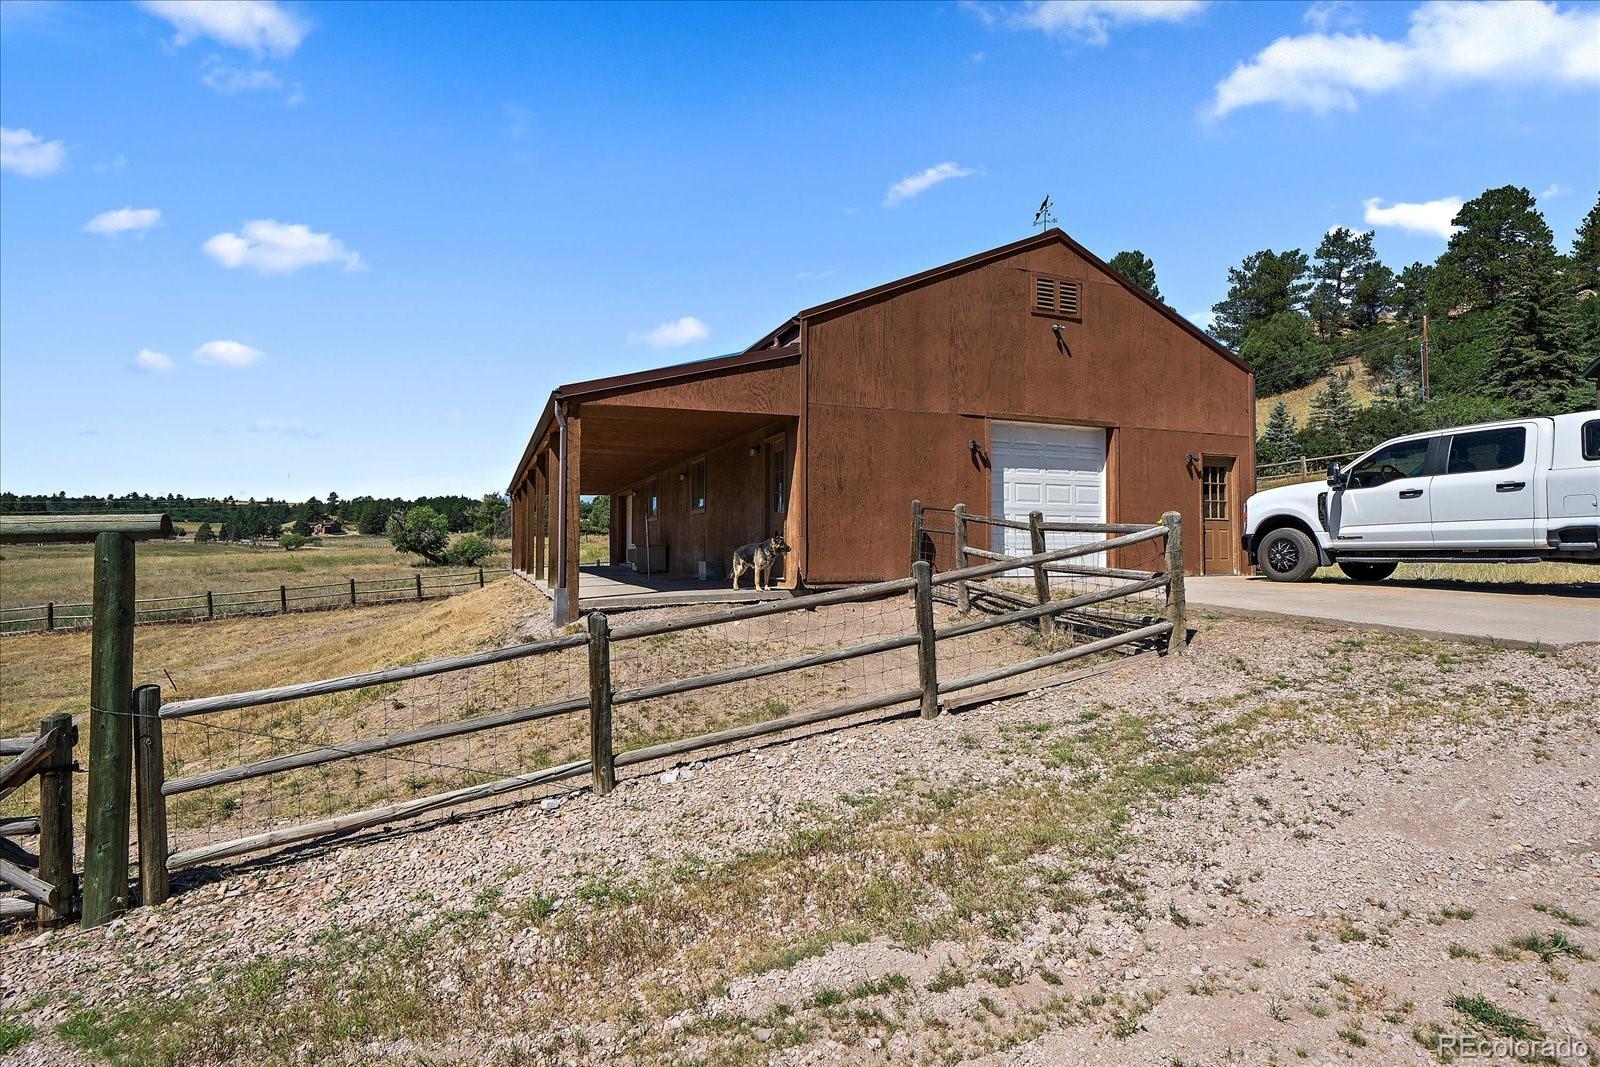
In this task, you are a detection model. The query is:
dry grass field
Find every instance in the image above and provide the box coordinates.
[0,535,513,611]
[1255,359,1376,437]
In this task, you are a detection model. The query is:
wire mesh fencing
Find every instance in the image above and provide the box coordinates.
[94,513,1185,897]
[0,567,511,635]
[153,634,591,869]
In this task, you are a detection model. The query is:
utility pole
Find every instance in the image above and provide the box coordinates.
[1420,314,1430,400]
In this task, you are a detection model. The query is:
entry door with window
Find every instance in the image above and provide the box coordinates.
[1430,424,1537,548]
[764,434,788,579]
[1201,458,1237,574]
[1329,435,1434,548]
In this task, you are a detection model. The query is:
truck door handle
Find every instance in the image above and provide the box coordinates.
[1398,489,1423,499]
[1496,481,1525,492]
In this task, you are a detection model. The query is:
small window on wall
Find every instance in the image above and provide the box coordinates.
[648,486,658,518]
[690,461,706,512]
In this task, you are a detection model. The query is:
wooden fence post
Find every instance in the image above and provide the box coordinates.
[415,574,423,601]
[1028,511,1055,641]
[478,566,485,588]
[1161,511,1187,656]
[132,685,169,907]
[909,499,924,569]
[205,590,214,620]
[349,578,357,606]
[82,531,135,927]
[279,585,288,614]
[912,560,939,719]
[36,712,75,927]
[45,602,54,632]
[587,611,615,795]
[952,505,970,613]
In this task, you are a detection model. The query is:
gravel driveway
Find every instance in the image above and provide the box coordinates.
[2,614,1596,1066]
[1187,574,1599,648]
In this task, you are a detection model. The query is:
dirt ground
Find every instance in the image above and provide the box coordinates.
[1,604,1596,1066]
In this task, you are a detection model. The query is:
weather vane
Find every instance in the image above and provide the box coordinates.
[1032,195,1055,231]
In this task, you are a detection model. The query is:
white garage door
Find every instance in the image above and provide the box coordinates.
[989,421,1106,573]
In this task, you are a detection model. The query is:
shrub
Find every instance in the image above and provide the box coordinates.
[387,506,450,565]
[194,523,216,543]
[291,518,313,537]
[279,532,311,551]
[444,533,493,568]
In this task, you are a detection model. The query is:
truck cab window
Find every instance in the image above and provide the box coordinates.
[1346,438,1430,488]
[1444,427,1525,474]
[1583,419,1599,462]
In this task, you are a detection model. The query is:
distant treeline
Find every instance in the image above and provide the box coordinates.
[0,492,509,540]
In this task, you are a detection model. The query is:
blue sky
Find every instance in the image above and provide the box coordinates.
[2,0,1597,499]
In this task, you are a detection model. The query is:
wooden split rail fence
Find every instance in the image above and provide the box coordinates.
[20,510,1187,926]
[0,567,511,636]
[0,718,78,925]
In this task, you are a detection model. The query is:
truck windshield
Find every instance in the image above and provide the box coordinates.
[1347,438,1430,488]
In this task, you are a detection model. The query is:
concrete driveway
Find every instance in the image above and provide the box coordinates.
[1185,575,1600,648]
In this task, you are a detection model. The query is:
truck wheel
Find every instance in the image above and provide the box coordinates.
[1337,561,1398,582]
[1257,528,1319,582]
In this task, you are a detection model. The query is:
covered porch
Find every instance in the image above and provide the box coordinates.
[523,564,792,612]
[508,343,804,624]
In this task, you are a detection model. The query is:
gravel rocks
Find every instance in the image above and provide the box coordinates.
[3,616,1596,1066]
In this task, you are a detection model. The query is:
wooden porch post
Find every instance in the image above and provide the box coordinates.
[530,464,543,580]
[543,448,557,587]
[561,407,583,624]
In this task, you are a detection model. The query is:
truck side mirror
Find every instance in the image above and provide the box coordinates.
[1326,461,1344,489]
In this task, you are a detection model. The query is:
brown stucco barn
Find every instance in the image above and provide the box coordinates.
[509,228,1255,622]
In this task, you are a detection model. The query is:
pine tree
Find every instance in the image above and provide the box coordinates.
[1307,370,1358,448]
[1394,261,1434,323]
[1209,249,1312,350]
[1259,400,1301,465]
[1108,250,1162,302]
[1486,245,1585,415]
[1309,228,1378,337]
[1571,192,1600,292]
[1439,185,1554,310]
[1350,262,1396,329]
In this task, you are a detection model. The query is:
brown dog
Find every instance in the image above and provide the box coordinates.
[731,535,790,591]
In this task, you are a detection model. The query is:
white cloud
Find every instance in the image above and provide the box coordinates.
[138,0,308,57]
[1362,195,1464,239]
[201,62,282,93]
[1,126,66,177]
[134,348,173,372]
[1303,0,1361,33]
[203,219,365,275]
[632,317,710,348]
[970,0,1207,45]
[83,207,162,236]
[193,340,264,367]
[884,162,977,208]
[1209,0,1600,118]
[1539,182,1568,200]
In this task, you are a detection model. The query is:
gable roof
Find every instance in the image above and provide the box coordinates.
[510,228,1253,489]
[770,227,1251,374]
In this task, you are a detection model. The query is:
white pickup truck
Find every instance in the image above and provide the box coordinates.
[1243,410,1600,582]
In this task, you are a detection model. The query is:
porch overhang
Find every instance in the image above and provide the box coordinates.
[574,405,788,495]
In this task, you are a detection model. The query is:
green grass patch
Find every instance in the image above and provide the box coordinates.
[1505,931,1591,963]
[1449,994,1540,1040]
[0,1018,37,1054]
